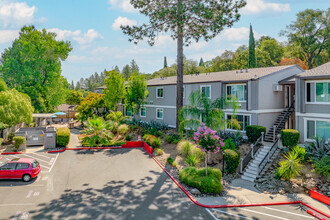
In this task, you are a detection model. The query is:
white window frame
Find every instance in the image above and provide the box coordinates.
[140,107,146,118]
[156,108,164,120]
[225,113,251,131]
[303,117,330,142]
[183,86,185,99]
[305,80,330,105]
[200,85,211,99]
[226,83,247,103]
[156,87,164,98]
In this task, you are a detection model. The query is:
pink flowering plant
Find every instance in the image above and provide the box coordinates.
[193,123,224,175]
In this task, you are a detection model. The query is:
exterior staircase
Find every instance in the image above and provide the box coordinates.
[241,145,271,182]
[264,101,295,143]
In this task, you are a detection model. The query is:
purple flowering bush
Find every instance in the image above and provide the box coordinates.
[193,123,224,154]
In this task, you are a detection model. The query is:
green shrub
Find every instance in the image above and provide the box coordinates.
[179,167,222,194]
[223,138,237,151]
[0,138,3,146]
[177,140,193,158]
[106,121,119,134]
[8,132,15,141]
[185,155,198,167]
[57,128,70,147]
[216,130,243,146]
[13,136,26,150]
[154,148,163,156]
[172,162,177,168]
[118,124,129,135]
[314,156,330,181]
[224,149,240,174]
[167,134,180,144]
[305,136,330,160]
[167,157,174,164]
[125,134,132,141]
[245,125,266,143]
[292,145,306,161]
[152,137,162,149]
[281,129,299,148]
[277,151,302,180]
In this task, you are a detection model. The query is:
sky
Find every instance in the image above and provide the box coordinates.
[0,0,328,83]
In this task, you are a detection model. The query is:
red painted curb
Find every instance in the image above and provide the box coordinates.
[307,210,328,220]
[44,141,330,218]
[0,156,3,160]
[1,152,23,155]
[310,189,330,206]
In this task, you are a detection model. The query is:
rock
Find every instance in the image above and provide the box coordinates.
[191,188,201,195]
[306,174,312,178]
[292,184,303,193]
[320,186,327,192]
[278,189,285,194]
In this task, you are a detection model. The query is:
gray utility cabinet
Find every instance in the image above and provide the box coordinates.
[15,127,57,149]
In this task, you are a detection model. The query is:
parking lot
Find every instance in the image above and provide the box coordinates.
[0,148,325,219]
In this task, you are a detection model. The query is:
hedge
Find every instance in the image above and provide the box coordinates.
[13,136,26,151]
[179,167,222,194]
[57,128,70,147]
[224,149,240,174]
[0,138,3,146]
[245,125,266,143]
[281,129,299,148]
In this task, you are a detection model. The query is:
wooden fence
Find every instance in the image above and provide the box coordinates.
[0,122,26,141]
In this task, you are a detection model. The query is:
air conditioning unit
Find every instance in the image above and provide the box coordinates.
[273,84,283,92]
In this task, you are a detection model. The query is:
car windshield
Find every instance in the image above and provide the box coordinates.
[32,160,39,168]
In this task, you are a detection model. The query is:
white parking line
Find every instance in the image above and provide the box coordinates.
[21,154,50,164]
[212,209,254,220]
[32,153,51,159]
[205,208,219,220]
[48,153,59,173]
[263,207,314,219]
[240,208,290,220]
[0,203,35,207]
[40,164,51,170]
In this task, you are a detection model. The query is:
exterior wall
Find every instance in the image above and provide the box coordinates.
[296,114,330,143]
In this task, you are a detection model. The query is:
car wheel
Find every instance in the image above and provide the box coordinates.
[22,174,31,182]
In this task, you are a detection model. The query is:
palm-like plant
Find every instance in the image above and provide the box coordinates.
[106,111,130,124]
[179,90,239,135]
[83,116,113,147]
[278,151,302,180]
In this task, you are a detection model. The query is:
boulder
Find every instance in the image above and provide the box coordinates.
[191,188,201,195]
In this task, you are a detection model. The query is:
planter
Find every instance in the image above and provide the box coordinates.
[310,189,330,206]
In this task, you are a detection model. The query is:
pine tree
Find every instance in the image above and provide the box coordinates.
[122,64,132,79]
[114,65,120,73]
[248,24,256,68]
[164,56,168,68]
[130,59,139,73]
[199,57,204,66]
[71,80,75,90]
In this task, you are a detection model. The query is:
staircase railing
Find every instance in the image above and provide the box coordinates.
[258,135,280,175]
[240,132,264,174]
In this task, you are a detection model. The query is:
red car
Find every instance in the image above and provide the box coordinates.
[0,158,41,182]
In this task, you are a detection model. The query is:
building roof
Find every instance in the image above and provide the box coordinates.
[57,104,76,112]
[297,62,330,79]
[33,113,55,118]
[95,86,106,90]
[147,65,297,86]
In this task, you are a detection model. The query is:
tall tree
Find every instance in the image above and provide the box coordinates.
[121,0,246,129]
[248,24,256,68]
[257,37,284,64]
[0,78,7,92]
[0,25,72,112]
[130,59,140,73]
[114,65,120,73]
[122,64,132,79]
[281,9,329,69]
[104,70,126,111]
[164,56,168,68]
[66,90,83,105]
[125,73,149,119]
[199,57,204,66]
[70,80,75,90]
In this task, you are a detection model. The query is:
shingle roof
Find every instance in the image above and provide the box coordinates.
[297,62,330,78]
[147,65,297,86]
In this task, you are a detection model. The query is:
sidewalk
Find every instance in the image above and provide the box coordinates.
[67,129,82,148]
[197,178,329,214]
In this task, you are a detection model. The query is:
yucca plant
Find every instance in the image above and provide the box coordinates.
[292,145,306,161]
[305,136,330,160]
[277,152,302,180]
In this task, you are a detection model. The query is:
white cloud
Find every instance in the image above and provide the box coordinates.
[0,2,37,27]
[241,0,290,15]
[216,27,262,42]
[112,16,137,30]
[47,28,81,41]
[0,30,19,44]
[187,41,208,51]
[109,0,137,13]
[73,29,103,44]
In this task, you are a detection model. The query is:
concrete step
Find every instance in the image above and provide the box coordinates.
[245,169,258,176]
[243,172,257,179]
[241,175,255,182]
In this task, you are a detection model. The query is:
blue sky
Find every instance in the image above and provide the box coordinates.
[0,0,328,83]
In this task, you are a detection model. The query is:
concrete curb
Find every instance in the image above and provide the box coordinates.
[1,152,23,155]
[42,141,329,218]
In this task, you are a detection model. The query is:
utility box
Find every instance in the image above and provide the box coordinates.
[15,127,57,149]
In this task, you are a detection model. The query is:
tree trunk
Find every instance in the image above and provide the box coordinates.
[176,33,184,131]
[205,153,208,176]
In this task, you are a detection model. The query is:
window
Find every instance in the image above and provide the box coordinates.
[125,108,132,117]
[0,163,16,170]
[306,119,330,142]
[306,81,330,103]
[32,160,39,169]
[226,84,247,101]
[156,108,164,120]
[226,114,250,131]
[140,107,146,117]
[16,163,29,170]
[306,83,311,102]
[183,86,185,98]
[156,87,164,98]
[200,85,211,99]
